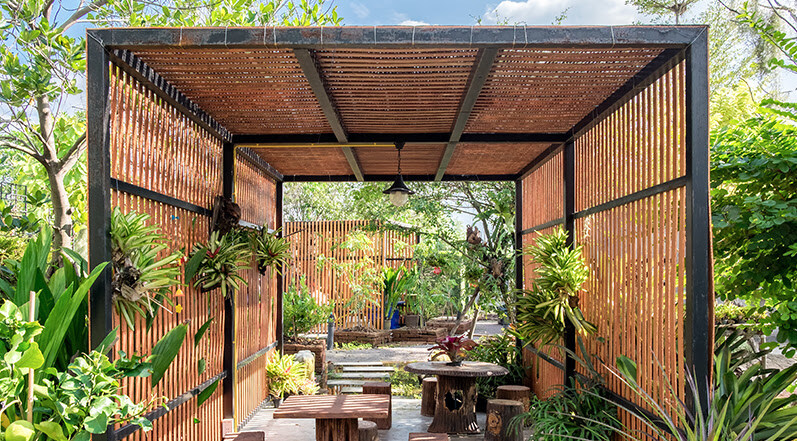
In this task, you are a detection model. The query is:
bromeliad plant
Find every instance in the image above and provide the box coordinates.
[513,228,596,346]
[265,353,309,401]
[251,227,291,275]
[110,208,183,330]
[186,230,249,299]
[429,335,478,365]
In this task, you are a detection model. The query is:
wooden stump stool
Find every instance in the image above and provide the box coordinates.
[358,420,378,441]
[408,433,449,440]
[363,382,391,430]
[421,377,437,417]
[485,399,524,441]
[496,385,531,412]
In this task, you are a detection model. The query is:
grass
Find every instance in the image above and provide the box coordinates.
[386,362,422,398]
[333,342,372,350]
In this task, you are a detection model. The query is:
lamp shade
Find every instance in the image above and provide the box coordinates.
[383,174,415,207]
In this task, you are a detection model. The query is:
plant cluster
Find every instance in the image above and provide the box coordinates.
[186,230,250,299]
[284,276,332,341]
[382,266,413,320]
[466,332,525,399]
[110,208,183,330]
[428,335,478,363]
[251,227,291,275]
[387,363,422,399]
[514,228,596,346]
[714,302,766,329]
[265,353,311,400]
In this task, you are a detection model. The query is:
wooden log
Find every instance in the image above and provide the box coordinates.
[408,433,449,441]
[315,418,358,441]
[363,382,392,429]
[485,399,524,441]
[496,385,531,412]
[358,420,378,441]
[421,377,437,417]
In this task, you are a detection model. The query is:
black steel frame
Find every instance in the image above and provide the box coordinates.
[85,25,711,436]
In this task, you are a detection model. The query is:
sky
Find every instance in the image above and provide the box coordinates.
[331,0,647,26]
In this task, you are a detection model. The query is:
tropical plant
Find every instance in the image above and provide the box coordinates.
[265,353,308,400]
[466,332,525,399]
[514,228,596,346]
[428,335,478,363]
[284,276,332,341]
[251,227,291,275]
[382,266,412,319]
[605,327,797,441]
[110,208,183,330]
[186,230,249,299]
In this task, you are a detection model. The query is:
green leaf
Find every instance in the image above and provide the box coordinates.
[17,341,43,369]
[185,247,208,281]
[616,355,638,385]
[198,357,206,375]
[83,412,108,434]
[150,323,188,387]
[196,378,219,407]
[35,421,68,441]
[194,317,214,347]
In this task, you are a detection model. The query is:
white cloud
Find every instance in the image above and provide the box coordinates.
[350,2,370,19]
[483,0,640,25]
[399,19,431,26]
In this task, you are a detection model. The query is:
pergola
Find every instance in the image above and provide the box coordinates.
[85,26,711,440]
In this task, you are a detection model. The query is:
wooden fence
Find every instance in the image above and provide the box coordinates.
[284,220,417,330]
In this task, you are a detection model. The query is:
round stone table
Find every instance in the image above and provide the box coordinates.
[405,361,509,434]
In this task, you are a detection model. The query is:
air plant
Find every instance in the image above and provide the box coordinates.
[185,230,249,299]
[110,208,183,330]
[251,227,291,275]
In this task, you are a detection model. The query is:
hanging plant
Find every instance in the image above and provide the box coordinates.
[109,208,183,330]
[185,230,249,299]
[251,227,290,275]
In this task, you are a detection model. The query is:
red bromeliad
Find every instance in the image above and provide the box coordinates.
[428,335,478,363]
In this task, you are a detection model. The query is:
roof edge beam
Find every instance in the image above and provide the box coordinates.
[436,48,499,181]
[282,174,518,182]
[107,49,232,142]
[232,133,568,145]
[293,48,364,181]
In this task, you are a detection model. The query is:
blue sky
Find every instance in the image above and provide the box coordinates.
[332,0,646,26]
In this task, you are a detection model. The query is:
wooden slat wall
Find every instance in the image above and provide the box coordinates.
[233,154,278,426]
[519,61,689,428]
[573,61,687,431]
[283,221,416,331]
[108,64,225,440]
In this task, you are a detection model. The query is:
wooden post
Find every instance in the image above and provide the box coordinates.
[485,399,524,441]
[421,377,437,417]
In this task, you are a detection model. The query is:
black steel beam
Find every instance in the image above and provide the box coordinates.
[236,147,284,182]
[573,176,687,220]
[567,48,684,140]
[276,181,284,355]
[115,371,227,439]
[281,174,517,182]
[520,217,565,235]
[562,140,576,386]
[90,26,706,50]
[110,179,213,217]
[233,132,568,145]
[684,29,712,415]
[236,341,278,370]
[436,48,499,180]
[514,179,524,319]
[294,48,363,181]
[107,49,231,142]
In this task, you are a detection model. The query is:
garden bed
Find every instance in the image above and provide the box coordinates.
[391,326,447,344]
[335,329,392,347]
[283,338,327,377]
[425,316,474,335]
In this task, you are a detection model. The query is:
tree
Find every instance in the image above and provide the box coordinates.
[626,0,700,24]
[0,0,340,265]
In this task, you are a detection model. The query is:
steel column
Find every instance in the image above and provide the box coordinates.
[276,181,284,354]
[221,142,235,420]
[562,140,576,385]
[86,33,115,441]
[684,29,712,414]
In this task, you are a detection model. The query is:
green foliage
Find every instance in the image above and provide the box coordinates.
[382,266,413,319]
[466,332,525,399]
[149,323,188,387]
[110,208,183,330]
[711,114,797,354]
[514,228,596,346]
[714,302,766,329]
[265,353,308,399]
[609,328,797,441]
[187,230,249,299]
[333,341,371,351]
[251,227,291,275]
[387,363,422,399]
[284,277,332,340]
[625,0,698,24]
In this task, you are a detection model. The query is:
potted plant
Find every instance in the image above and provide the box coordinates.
[429,335,478,366]
[383,266,412,329]
[404,293,422,328]
[265,354,308,407]
[251,227,291,275]
[185,230,250,299]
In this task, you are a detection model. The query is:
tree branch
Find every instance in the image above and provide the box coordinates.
[58,131,87,172]
[57,0,108,31]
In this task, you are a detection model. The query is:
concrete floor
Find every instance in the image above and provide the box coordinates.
[241,397,531,440]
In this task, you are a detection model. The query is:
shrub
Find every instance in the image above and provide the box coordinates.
[466,332,525,399]
[265,354,310,399]
[284,276,332,340]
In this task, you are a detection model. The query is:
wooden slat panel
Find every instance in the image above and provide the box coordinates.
[248,146,352,177]
[521,151,563,230]
[283,221,417,331]
[354,144,445,175]
[447,142,553,175]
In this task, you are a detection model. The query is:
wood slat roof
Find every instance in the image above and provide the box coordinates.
[94,25,701,181]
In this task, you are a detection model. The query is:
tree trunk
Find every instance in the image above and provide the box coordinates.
[47,167,73,253]
[449,287,480,336]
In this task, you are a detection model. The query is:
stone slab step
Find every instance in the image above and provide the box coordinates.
[340,386,363,394]
[328,372,390,379]
[340,366,395,372]
[327,379,366,386]
[332,361,383,367]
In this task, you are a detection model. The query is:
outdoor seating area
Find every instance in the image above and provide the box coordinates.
[81,25,712,441]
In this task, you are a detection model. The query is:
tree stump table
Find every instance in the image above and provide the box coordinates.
[273,395,389,441]
[405,361,508,434]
